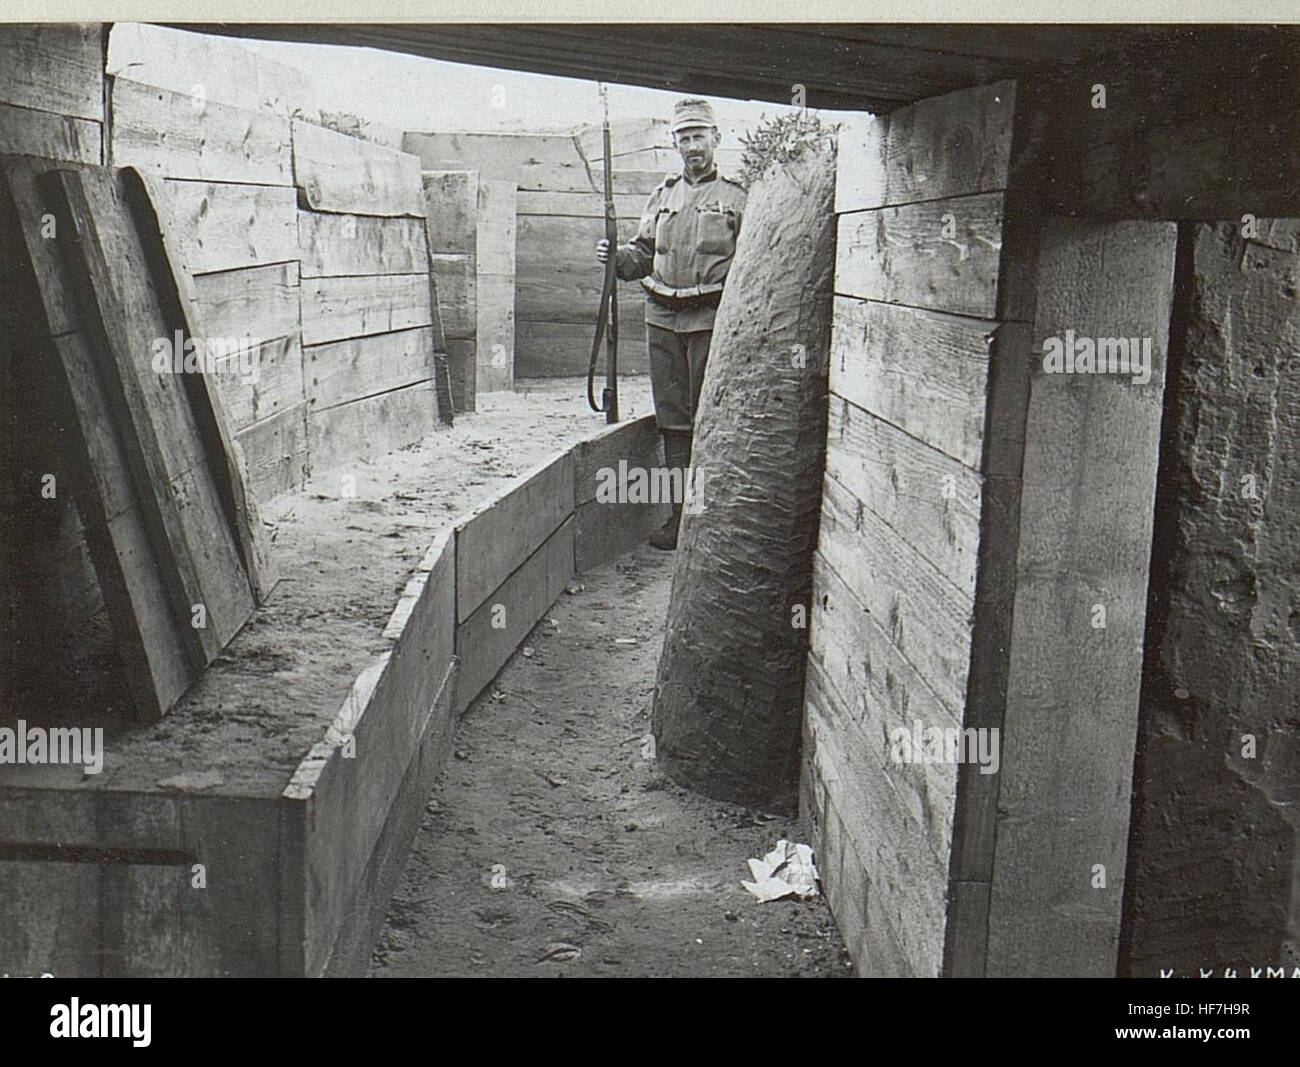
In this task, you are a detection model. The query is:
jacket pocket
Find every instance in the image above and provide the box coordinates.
[696,207,736,255]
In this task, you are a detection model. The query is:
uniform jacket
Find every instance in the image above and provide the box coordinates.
[615,168,748,332]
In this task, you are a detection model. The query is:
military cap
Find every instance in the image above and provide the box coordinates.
[671,98,717,133]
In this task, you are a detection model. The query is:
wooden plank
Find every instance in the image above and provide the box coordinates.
[427,254,476,340]
[803,657,950,976]
[107,21,314,119]
[47,169,255,652]
[834,111,887,214]
[516,275,648,327]
[0,101,101,164]
[421,170,478,253]
[836,192,1005,318]
[0,24,103,121]
[0,861,101,976]
[455,516,575,712]
[516,189,646,218]
[191,262,301,345]
[111,79,292,186]
[235,403,308,501]
[825,397,982,600]
[515,317,649,379]
[984,218,1176,978]
[211,333,305,430]
[292,119,424,217]
[475,178,517,276]
[574,496,668,573]
[515,162,665,195]
[131,169,282,602]
[301,274,431,346]
[288,531,455,975]
[305,380,436,473]
[298,212,428,277]
[455,450,575,623]
[517,213,639,271]
[305,326,434,411]
[884,80,1015,205]
[572,414,662,507]
[160,180,299,275]
[829,296,996,471]
[405,130,579,174]
[445,339,475,413]
[475,273,514,394]
[818,470,973,720]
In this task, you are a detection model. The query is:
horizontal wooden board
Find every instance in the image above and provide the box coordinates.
[298,211,428,277]
[234,402,308,502]
[517,213,641,271]
[207,333,305,432]
[515,162,665,195]
[574,496,668,572]
[0,24,103,121]
[405,129,580,173]
[108,22,314,119]
[292,119,424,217]
[571,414,663,507]
[158,180,298,275]
[818,470,974,720]
[305,326,434,410]
[305,380,436,473]
[191,261,300,345]
[0,101,101,164]
[515,317,649,379]
[455,516,575,712]
[803,656,950,976]
[421,170,478,254]
[517,189,648,218]
[455,450,575,623]
[885,80,1015,205]
[111,79,292,186]
[427,254,476,340]
[300,274,431,346]
[836,192,1005,318]
[825,396,982,600]
[829,296,996,470]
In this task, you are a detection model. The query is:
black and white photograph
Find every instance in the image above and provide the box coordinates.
[0,4,1296,1032]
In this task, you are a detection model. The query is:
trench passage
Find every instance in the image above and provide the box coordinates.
[371,544,850,977]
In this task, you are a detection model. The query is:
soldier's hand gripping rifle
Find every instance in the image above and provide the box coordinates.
[587,83,619,424]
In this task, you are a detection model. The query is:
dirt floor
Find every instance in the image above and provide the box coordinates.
[370,543,852,978]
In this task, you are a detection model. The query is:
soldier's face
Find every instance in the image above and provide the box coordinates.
[674,126,719,176]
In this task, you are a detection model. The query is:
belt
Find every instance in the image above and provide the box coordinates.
[641,278,724,310]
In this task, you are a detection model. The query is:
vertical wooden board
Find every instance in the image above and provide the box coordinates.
[834,110,887,214]
[475,272,515,393]
[108,22,314,119]
[0,861,101,976]
[986,218,1177,978]
[829,296,994,470]
[305,381,436,474]
[835,192,1005,317]
[428,254,476,340]
[818,471,973,719]
[191,261,300,345]
[0,102,101,164]
[455,451,575,623]
[454,517,575,712]
[111,79,292,185]
[825,397,982,599]
[298,212,428,277]
[235,402,308,501]
[305,326,433,411]
[0,23,104,120]
[476,178,517,276]
[300,274,432,346]
[161,181,299,275]
[884,81,1015,205]
[422,169,478,253]
[292,119,424,217]
[210,333,305,431]
[445,339,476,413]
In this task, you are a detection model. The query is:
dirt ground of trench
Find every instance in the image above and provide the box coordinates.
[371,549,852,978]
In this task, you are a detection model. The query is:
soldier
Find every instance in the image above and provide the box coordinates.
[596,97,747,549]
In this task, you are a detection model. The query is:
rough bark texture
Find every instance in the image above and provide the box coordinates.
[651,139,836,813]
[1121,220,1300,976]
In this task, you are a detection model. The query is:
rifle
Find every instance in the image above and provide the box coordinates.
[586,83,619,423]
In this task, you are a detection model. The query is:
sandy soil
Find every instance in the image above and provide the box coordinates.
[371,543,852,978]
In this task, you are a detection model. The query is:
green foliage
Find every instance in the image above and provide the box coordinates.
[736,111,841,188]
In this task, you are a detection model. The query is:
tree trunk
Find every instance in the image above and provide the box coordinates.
[651,137,836,813]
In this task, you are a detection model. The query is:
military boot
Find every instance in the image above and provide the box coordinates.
[649,431,691,550]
